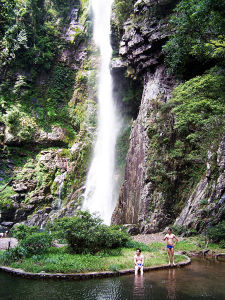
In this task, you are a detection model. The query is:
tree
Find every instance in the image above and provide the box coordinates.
[163,0,225,74]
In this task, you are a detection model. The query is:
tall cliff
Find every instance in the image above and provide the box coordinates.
[0,0,97,229]
[0,0,224,234]
[112,0,225,233]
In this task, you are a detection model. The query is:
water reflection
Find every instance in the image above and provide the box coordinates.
[134,274,145,297]
[166,269,176,300]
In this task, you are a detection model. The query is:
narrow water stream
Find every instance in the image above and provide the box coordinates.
[83,0,119,224]
[1,259,224,300]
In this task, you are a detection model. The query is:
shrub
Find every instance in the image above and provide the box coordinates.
[207,221,225,243]
[124,240,152,252]
[0,246,27,264]
[20,232,53,256]
[219,240,225,249]
[170,225,186,236]
[11,224,40,241]
[51,211,130,254]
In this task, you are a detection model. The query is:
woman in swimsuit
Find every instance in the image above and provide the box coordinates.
[163,228,178,266]
[134,248,144,275]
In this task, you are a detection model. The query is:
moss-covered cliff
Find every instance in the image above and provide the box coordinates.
[0,0,97,229]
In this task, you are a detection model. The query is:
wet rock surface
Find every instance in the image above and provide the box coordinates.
[112,66,177,232]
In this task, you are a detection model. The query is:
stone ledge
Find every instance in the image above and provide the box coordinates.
[0,256,191,281]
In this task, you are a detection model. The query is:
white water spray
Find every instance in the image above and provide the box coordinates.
[83,0,119,224]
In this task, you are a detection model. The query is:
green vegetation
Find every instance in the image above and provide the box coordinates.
[11,224,40,240]
[113,0,133,29]
[0,217,188,274]
[0,0,77,71]
[163,0,225,75]
[147,235,225,252]
[50,211,130,254]
[146,66,225,219]
[0,246,186,273]
[207,221,225,248]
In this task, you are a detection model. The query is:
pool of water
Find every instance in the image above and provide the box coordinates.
[0,258,224,300]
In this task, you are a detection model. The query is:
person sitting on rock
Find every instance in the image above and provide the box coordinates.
[163,228,178,266]
[134,248,144,275]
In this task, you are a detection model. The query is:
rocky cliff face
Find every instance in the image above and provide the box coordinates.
[175,133,225,231]
[112,0,225,233]
[112,66,177,232]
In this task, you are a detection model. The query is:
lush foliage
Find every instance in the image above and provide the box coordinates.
[20,232,53,255]
[1,225,53,263]
[170,68,225,143]
[0,246,186,273]
[51,211,130,253]
[164,0,225,74]
[147,67,225,218]
[0,0,76,71]
[207,221,225,247]
[113,0,134,29]
[11,224,40,240]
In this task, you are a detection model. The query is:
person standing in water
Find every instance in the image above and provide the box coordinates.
[163,228,178,266]
[134,249,144,275]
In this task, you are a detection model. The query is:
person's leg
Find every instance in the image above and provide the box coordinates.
[140,266,143,275]
[135,265,138,275]
[167,248,171,265]
[172,247,175,265]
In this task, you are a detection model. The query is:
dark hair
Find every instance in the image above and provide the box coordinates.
[168,228,172,231]
[136,248,141,252]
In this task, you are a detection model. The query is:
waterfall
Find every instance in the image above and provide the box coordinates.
[83,0,119,225]
[57,172,67,209]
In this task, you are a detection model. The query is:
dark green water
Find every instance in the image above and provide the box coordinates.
[0,258,225,300]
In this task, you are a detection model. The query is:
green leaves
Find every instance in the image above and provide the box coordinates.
[113,0,133,29]
[170,68,225,138]
[163,0,225,74]
[51,211,130,254]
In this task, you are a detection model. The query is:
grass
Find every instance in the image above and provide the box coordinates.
[0,246,186,274]
[149,236,225,253]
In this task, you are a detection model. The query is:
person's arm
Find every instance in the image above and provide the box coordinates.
[142,255,144,266]
[173,235,178,245]
[163,234,167,241]
[134,255,137,265]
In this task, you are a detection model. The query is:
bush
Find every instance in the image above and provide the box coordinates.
[11,224,40,241]
[170,225,186,236]
[124,240,152,252]
[207,221,225,243]
[219,240,225,249]
[51,211,130,254]
[0,246,27,264]
[20,232,53,256]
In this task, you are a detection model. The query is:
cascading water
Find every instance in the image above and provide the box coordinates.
[57,172,67,209]
[83,0,119,225]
